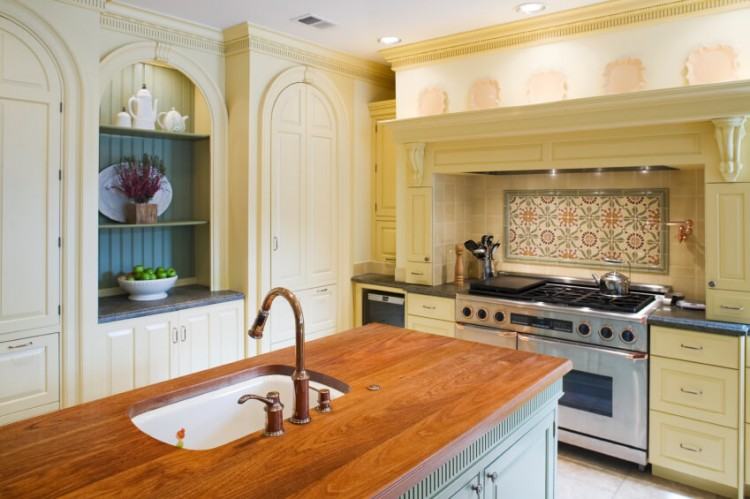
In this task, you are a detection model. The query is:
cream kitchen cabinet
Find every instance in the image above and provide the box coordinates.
[0,332,59,425]
[406,293,455,338]
[269,285,337,350]
[706,183,750,322]
[83,300,243,402]
[406,187,434,285]
[369,100,397,266]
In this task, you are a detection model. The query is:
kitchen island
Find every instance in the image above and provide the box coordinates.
[0,324,570,498]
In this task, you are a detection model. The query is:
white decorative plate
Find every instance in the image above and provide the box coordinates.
[468,79,501,110]
[685,45,739,85]
[527,71,567,104]
[98,163,173,223]
[418,87,447,116]
[603,57,646,94]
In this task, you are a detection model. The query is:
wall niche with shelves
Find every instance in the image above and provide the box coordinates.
[98,62,212,294]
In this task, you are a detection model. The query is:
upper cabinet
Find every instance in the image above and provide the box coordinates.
[369,101,397,265]
[705,182,750,322]
[0,18,61,335]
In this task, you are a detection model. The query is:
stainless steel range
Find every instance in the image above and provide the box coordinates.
[455,273,668,467]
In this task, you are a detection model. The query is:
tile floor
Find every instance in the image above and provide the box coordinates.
[557,444,720,499]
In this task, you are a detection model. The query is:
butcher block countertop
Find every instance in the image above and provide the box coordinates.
[0,324,570,498]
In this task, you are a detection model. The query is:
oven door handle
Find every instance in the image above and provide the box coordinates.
[517,334,648,360]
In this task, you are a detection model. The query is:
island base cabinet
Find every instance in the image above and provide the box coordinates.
[402,383,561,499]
[85,300,243,402]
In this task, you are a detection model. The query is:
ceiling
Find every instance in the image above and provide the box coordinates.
[119,0,608,62]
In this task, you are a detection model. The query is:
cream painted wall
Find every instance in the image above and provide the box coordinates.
[434,169,706,300]
[396,8,750,118]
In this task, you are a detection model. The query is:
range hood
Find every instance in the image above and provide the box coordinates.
[469,165,677,176]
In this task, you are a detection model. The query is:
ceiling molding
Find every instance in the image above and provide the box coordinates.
[225,24,395,87]
[381,0,750,70]
[56,0,106,10]
[368,99,396,119]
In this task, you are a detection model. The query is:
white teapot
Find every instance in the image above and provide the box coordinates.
[128,84,158,130]
[157,107,189,133]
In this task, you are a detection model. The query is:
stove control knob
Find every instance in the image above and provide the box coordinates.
[494,311,505,323]
[461,306,473,318]
[599,326,614,340]
[577,323,591,336]
[621,329,636,343]
[477,308,488,320]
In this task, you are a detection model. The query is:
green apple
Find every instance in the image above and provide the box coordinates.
[134,271,144,280]
[156,272,167,279]
[167,269,177,278]
[156,266,165,274]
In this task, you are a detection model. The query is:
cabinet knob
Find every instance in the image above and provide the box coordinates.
[708,280,716,288]
[423,256,430,262]
[486,471,498,483]
[470,483,483,496]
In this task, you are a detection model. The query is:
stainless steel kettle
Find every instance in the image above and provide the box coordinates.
[592,258,631,297]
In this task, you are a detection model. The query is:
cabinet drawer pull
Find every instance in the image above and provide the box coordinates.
[679,442,702,453]
[680,387,703,396]
[172,328,179,344]
[317,288,328,293]
[680,343,703,351]
[180,326,187,342]
[7,341,33,350]
[422,305,436,310]
[720,304,744,311]
[410,272,424,276]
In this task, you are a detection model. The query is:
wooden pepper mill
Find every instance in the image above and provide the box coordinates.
[455,244,465,287]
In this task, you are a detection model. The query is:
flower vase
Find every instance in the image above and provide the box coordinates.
[126,203,157,224]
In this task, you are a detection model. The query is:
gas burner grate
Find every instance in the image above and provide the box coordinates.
[470,283,656,313]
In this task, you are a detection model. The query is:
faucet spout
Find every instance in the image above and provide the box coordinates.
[249,287,311,425]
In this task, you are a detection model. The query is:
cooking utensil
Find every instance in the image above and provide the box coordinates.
[464,240,480,252]
[592,258,631,297]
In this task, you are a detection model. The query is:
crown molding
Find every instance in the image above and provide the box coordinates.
[225,23,395,87]
[55,0,106,10]
[99,1,225,56]
[368,99,396,119]
[381,0,750,70]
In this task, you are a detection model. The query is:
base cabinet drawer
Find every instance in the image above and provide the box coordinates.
[650,326,740,369]
[405,262,433,285]
[408,294,455,322]
[407,315,455,338]
[706,289,750,323]
[649,411,738,487]
[0,333,59,423]
[651,357,739,428]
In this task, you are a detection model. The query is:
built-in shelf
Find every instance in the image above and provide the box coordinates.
[99,125,210,142]
[99,220,209,230]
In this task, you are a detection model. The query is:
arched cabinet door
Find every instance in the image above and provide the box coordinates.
[0,18,61,334]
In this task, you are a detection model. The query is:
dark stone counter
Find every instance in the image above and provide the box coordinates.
[648,306,749,336]
[99,285,244,324]
[351,273,469,299]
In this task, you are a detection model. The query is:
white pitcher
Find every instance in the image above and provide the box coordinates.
[128,84,159,130]
[157,107,189,133]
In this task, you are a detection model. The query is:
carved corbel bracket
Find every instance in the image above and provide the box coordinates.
[154,42,173,63]
[713,117,747,182]
[406,142,426,186]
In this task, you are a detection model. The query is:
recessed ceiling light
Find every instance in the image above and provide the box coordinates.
[516,2,546,14]
[378,36,402,46]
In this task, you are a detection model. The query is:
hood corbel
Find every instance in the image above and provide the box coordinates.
[406,142,426,186]
[713,116,747,182]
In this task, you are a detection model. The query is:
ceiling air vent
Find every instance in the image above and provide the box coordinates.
[292,14,335,29]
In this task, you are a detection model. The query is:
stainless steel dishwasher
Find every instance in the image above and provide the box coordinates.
[362,289,405,328]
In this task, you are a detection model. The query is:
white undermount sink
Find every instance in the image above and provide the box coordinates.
[131,374,345,450]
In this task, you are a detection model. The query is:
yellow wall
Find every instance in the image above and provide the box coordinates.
[434,168,706,300]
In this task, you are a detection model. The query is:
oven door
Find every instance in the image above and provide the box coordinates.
[518,334,648,450]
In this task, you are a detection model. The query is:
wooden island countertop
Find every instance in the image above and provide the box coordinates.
[0,324,570,498]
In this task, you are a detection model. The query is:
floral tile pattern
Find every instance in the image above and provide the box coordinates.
[504,189,668,272]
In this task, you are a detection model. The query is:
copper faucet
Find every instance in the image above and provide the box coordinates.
[249,288,311,425]
[237,391,284,437]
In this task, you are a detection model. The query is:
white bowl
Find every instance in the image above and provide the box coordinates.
[118,275,178,301]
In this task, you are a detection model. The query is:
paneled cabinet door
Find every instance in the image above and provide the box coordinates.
[134,314,178,388]
[0,333,59,420]
[176,307,211,377]
[208,301,244,366]
[0,18,61,335]
[374,121,397,219]
[406,187,433,263]
[374,219,396,264]
[705,183,750,292]
[448,473,482,499]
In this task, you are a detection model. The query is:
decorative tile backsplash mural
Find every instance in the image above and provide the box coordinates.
[504,189,668,272]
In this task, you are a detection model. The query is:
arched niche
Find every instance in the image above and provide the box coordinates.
[98,42,228,291]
